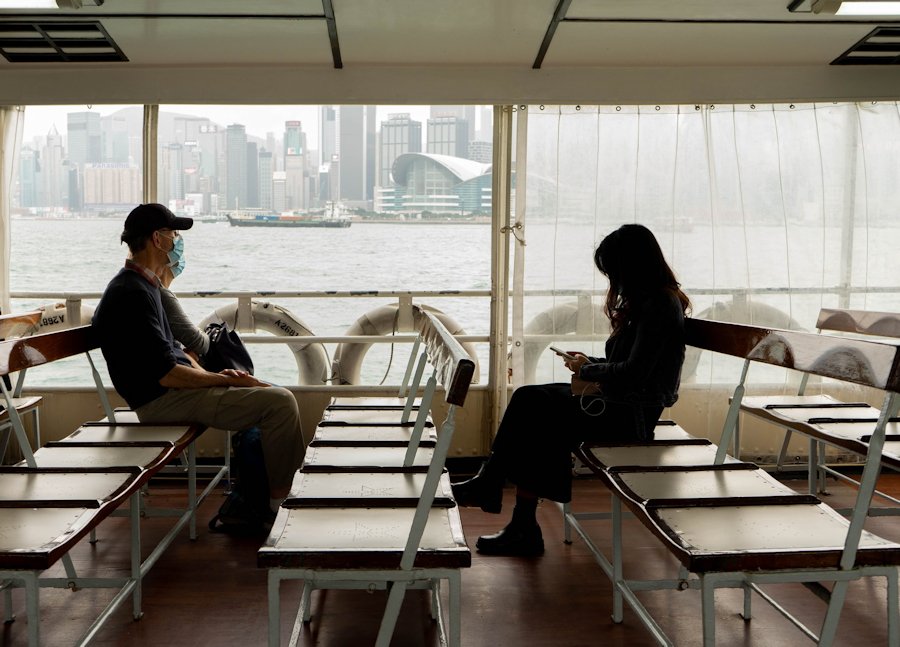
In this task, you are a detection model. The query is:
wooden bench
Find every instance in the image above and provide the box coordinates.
[0,325,214,647]
[259,310,475,647]
[563,318,900,646]
[737,307,900,505]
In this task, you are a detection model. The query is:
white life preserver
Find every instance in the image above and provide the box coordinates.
[331,304,480,385]
[520,300,608,384]
[200,301,330,385]
[35,302,96,333]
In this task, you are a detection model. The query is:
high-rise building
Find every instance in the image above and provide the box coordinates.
[283,121,307,210]
[338,105,375,206]
[319,106,337,166]
[246,142,259,208]
[377,113,421,188]
[259,150,274,211]
[101,115,130,164]
[40,125,66,208]
[67,111,102,166]
[18,147,40,208]
[225,124,248,210]
[160,143,184,204]
[478,106,493,141]
[431,105,476,141]
[83,163,141,208]
[427,116,469,158]
[272,171,286,213]
[468,140,493,164]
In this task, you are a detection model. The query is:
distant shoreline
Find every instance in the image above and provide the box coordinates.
[354,218,490,225]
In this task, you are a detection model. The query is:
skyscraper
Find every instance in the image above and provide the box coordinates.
[431,105,476,141]
[319,106,337,166]
[427,116,469,158]
[40,125,65,208]
[259,150,274,211]
[246,142,259,208]
[160,143,184,205]
[225,124,247,210]
[377,113,421,188]
[18,147,39,208]
[283,121,307,211]
[338,105,375,206]
[67,111,102,166]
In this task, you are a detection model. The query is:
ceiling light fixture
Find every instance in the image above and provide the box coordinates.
[812,0,900,14]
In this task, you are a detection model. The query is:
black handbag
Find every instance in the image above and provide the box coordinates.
[202,322,254,375]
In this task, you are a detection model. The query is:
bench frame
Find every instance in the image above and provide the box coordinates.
[0,326,223,646]
[261,310,475,647]
[561,318,900,646]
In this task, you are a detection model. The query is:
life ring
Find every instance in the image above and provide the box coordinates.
[200,301,330,385]
[331,304,480,385]
[520,301,609,384]
[35,302,96,333]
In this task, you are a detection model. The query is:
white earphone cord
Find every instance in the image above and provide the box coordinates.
[579,384,606,417]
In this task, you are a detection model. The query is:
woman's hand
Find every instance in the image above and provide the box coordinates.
[563,352,589,374]
[571,376,602,396]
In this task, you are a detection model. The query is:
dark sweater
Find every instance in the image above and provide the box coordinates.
[92,267,192,409]
[579,290,685,407]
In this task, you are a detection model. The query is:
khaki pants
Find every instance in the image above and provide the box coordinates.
[135,385,305,491]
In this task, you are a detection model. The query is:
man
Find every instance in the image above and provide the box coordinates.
[92,203,305,510]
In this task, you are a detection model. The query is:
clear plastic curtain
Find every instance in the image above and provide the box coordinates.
[0,106,24,313]
[514,102,900,391]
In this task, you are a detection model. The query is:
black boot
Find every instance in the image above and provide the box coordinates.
[476,521,544,557]
[451,460,504,513]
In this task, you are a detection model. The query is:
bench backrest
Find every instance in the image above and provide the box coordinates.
[684,318,900,394]
[0,311,41,340]
[0,325,98,377]
[417,310,476,406]
[816,308,900,339]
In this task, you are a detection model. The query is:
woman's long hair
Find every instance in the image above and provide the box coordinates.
[594,224,691,335]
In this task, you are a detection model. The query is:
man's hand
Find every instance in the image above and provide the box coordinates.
[220,369,268,387]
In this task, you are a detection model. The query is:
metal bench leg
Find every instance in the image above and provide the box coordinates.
[188,442,198,540]
[375,581,408,647]
[562,501,573,544]
[3,582,12,623]
[611,496,624,623]
[300,582,312,623]
[818,440,829,494]
[131,491,143,620]
[776,429,793,471]
[742,580,752,620]
[819,580,849,647]
[24,572,39,647]
[808,438,818,495]
[888,568,899,647]
[268,570,282,647]
[31,408,40,451]
[701,574,716,647]
[448,571,462,647]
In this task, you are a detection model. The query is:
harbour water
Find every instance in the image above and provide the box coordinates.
[10,217,900,387]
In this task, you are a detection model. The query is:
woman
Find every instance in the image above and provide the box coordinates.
[453,224,691,557]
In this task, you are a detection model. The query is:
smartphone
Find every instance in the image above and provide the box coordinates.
[549,346,576,361]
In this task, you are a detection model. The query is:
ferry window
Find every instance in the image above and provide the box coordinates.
[147,104,494,385]
[517,103,900,388]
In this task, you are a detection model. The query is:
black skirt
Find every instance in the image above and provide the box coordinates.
[490,383,662,503]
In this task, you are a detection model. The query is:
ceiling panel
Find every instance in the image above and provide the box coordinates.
[102,18,333,65]
[545,22,876,66]
[334,0,556,65]
[567,0,821,21]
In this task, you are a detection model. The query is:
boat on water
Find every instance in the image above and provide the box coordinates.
[225,212,351,228]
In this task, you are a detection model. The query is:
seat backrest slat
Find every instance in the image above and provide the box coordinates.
[416,310,475,407]
[0,325,98,376]
[816,308,900,339]
[685,318,900,393]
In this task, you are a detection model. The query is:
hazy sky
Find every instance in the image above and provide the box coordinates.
[21,104,484,142]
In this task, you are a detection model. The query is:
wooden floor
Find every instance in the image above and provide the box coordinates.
[3,471,900,646]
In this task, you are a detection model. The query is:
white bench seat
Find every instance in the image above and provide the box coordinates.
[310,424,437,446]
[328,396,422,410]
[0,468,139,504]
[301,445,434,472]
[583,441,739,471]
[27,445,175,470]
[284,471,455,508]
[258,506,470,570]
[652,502,900,573]
[0,507,102,570]
[60,423,197,445]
